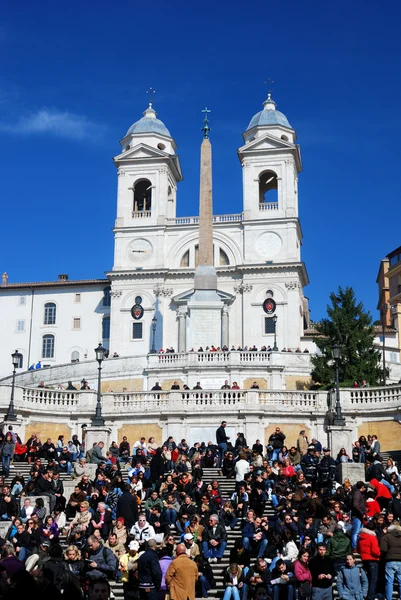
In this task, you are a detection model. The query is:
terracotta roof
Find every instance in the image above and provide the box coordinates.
[0,279,109,290]
[304,324,397,336]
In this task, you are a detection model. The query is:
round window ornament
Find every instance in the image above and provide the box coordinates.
[263,298,276,315]
[131,304,144,320]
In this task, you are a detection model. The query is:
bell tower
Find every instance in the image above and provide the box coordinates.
[238,93,302,222]
[112,100,183,271]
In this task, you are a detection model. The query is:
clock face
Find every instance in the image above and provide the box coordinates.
[127,238,153,263]
[255,232,282,258]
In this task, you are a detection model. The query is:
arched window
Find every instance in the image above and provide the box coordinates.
[42,334,55,358]
[102,287,111,307]
[219,248,229,266]
[17,354,23,369]
[44,302,56,325]
[180,250,189,268]
[133,179,152,212]
[259,170,278,205]
[102,316,110,340]
[71,351,80,363]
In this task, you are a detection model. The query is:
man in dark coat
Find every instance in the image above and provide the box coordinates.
[149,448,166,484]
[216,421,229,467]
[138,538,162,600]
[116,485,139,531]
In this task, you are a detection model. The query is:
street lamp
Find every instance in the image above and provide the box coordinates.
[150,316,157,354]
[92,343,106,426]
[272,314,278,351]
[5,350,22,421]
[331,343,345,426]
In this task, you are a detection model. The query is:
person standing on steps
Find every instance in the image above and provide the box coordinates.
[216,421,230,468]
[165,542,198,600]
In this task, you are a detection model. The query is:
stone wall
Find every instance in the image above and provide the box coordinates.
[101,378,144,393]
[244,377,268,390]
[285,375,312,390]
[357,420,401,452]
[25,422,72,442]
[117,423,163,445]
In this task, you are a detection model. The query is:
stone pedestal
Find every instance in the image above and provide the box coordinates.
[85,426,112,451]
[338,462,366,484]
[188,287,223,350]
[1,418,24,440]
[327,425,354,459]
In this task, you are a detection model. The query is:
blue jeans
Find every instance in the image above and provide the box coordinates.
[242,537,267,558]
[223,586,241,600]
[271,449,280,462]
[218,443,227,467]
[351,516,362,549]
[59,461,72,475]
[2,455,11,477]
[202,540,227,559]
[164,508,177,525]
[363,560,379,600]
[385,561,401,600]
[18,547,30,562]
[198,575,211,597]
[11,483,23,496]
[311,588,332,600]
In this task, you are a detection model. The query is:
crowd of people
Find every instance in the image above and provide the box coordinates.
[159,346,310,354]
[0,424,399,600]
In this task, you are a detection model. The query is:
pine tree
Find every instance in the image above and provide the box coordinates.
[311,286,383,387]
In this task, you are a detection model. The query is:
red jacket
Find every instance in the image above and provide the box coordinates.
[370,478,392,500]
[357,528,381,561]
[365,498,381,518]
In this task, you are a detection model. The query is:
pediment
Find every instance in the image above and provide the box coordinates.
[172,288,235,305]
[114,143,168,162]
[238,133,294,154]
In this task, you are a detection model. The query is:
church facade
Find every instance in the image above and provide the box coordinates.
[0,93,313,385]
[109,94,310,357]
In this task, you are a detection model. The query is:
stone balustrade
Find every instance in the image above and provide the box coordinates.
[259,203,279,211]
[148,350,272,369]
[166,213,243,226]
[0,384,400,420]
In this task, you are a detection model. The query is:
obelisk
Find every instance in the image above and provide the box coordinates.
[188,108,223,349]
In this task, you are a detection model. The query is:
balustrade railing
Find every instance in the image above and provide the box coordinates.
[21,387,79,406]
[259,203,279,211]
[132,210,151,218]
[167,214,242,226]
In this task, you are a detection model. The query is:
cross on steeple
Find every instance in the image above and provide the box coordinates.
[201,107,211,139]
[265,78,275,94]
[146,87,156,106]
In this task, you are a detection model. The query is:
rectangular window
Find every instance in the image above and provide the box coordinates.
[42,335,55,358]
[16,320,25,332]
[264,317,276,334]
[74,293,81,303]
[132,322,143,340]
[73,318,81,330]
[44,303,56,325]
[19,296,26,306]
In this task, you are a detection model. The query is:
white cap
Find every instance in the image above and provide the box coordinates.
[129,540,139,551]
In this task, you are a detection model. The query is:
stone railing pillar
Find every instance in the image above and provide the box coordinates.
[177,309,187,353]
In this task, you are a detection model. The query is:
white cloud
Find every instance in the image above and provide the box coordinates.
[0,108,103,141]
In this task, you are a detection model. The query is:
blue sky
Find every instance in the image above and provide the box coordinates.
[1,0,400,321]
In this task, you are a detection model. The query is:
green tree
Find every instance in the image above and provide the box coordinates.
[311,286,383,387]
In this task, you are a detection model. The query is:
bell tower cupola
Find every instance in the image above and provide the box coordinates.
[238,92,302,220]
[113,97,183,230]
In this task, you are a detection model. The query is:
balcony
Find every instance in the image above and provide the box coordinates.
[259,203,279,211]
[132,210,151,218]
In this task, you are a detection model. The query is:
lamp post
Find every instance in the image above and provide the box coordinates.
[381,303,388,386]
[92,343,106,426]
[150,316,157,354]
[5,350,22,421]
[272,314,278,351]
[331,343,345,426]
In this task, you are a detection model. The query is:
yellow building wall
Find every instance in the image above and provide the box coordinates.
[101,379,144,393]
[357,420,401,452]
[117,423,163,445]
[244,378,268,390]
[285,376,312,391]
[161,379,184,390]
[25,423,72,443]
[264,424,311,449]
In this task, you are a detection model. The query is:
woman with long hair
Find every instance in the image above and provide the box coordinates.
[293,549,312,600]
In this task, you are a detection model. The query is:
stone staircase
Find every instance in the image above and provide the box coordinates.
[3,461,400,599]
